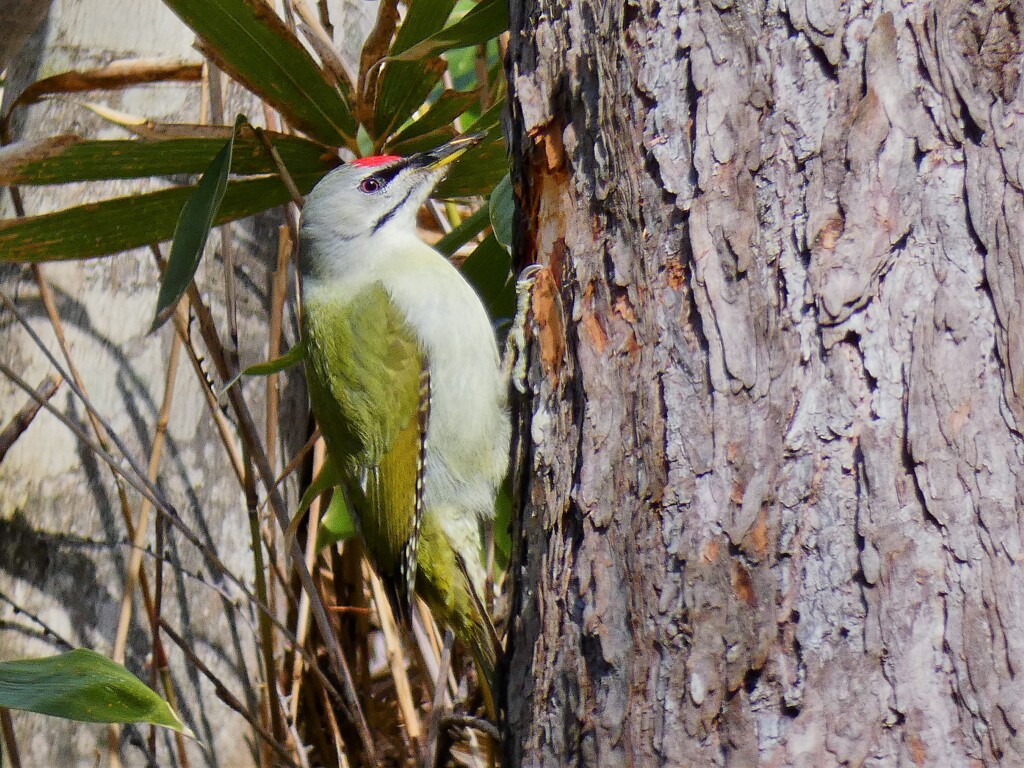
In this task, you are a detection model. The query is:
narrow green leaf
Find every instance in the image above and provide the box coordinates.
[435,204,490,256]
[434,98,507,198]
[219,343,306,397]
[387,89,478,152]
[492,478,512,574]
[0,131,336,186]
[391,0,508,61]
[161,0,356,144]
[244,344,306,376]
[152,115,244,330]
[373,0,458,139]
[317,490,357,550]
[287,459,340,545]
[0,172,323,265]
[460,233,513,319]
[0,649,191,734]
[434,130,507,198]
[488,173,513,247]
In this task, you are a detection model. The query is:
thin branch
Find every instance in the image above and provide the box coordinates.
[366,563,423,747]
[0,373,61,463]
[255,128,305,207]
[288,439,326,724]
[0,707,22,768]
[421,630,455,768]
[159,620,298,768]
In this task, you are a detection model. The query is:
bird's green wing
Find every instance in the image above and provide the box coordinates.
[303,283,427,613]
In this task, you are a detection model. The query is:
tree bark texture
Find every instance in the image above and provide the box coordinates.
[505,1,1024,766]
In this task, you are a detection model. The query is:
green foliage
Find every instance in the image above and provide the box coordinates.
[0,649,191,735]
[0,172,320,264]
[317,491,358,551]
[489,173,514,248]
[391,0,508,62]
[161,0,357,145]
[153,115,246,329]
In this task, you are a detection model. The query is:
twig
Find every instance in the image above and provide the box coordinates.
[110,300,186,768]
[421,630,455,768]
[288,438,326,724]
[290,0,355,98]
[159,620,298,768]
[0,592,75,650]
[441,714,500,742]
[0,373,61,463]
[1,707,22,768]
[255,129,305,208]
[2,275,186,768]
[366,563,423,747]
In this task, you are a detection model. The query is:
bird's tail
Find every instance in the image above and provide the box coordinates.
[457,554,500,718]
[416,545,501,718]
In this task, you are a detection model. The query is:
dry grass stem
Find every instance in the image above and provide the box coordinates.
[159,620,298,768]
[366,563,423,747]
[288,438,327,724]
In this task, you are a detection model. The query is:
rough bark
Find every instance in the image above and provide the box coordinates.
[505,1,1024,766]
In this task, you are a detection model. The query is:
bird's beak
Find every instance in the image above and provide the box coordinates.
[409,131,487,172]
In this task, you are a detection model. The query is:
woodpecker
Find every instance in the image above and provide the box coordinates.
[299,132,507,707]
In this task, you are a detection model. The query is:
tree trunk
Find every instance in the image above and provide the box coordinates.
[504,1,1024,766]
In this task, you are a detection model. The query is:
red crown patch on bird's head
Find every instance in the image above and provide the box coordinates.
[351,155,401,168]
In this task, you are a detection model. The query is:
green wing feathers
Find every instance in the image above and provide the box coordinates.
[303,284,426,613]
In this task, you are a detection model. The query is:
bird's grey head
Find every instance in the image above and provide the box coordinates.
[299,132,484,282]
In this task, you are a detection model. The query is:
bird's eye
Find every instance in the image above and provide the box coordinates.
[359,177,382,194]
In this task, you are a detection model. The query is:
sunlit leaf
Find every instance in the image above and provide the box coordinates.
[0,172,322,265]
[287,458,340,545]
[489,173,513,247]
[0,649,191,735]
[0,131,336,186]
[161,0,356,145]
[390,0,508,62]
[152,115,244,329]
[387,89,478,153]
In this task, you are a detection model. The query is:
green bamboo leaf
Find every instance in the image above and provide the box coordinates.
[161,0,356,145]
[434,130,506,198]
[373,0,458,139]
[390,0,508,61]
[317,490,357,550]
[460,233,513,319]
[0,172,322,265]
[0,649,191,735]
[218,342,306,397]
[152,115,244,330]
[488,173,513,247]
[0,131,337,186]
[434,98,507,198]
